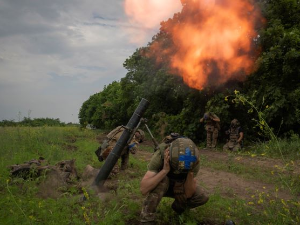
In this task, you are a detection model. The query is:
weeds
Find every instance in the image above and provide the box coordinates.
[232,91,283,157]
[1,126,299,224]
[6,179,32,224]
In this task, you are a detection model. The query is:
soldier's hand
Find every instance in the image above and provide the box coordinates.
[184,172,197,198]
[163,148,170,173]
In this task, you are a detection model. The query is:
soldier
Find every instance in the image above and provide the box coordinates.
[95,126,144,172]
[199,112,220,149]
[139,135,209,225]
[223,119,243,152]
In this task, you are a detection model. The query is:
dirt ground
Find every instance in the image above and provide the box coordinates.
[38,135,299,225]
[83,134,300,204]
[135,139,300,202]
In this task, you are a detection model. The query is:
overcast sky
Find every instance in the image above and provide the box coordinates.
[0,0,182,123]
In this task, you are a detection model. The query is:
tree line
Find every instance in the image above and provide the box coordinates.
[79,0,300,143]
[0,117,66,127]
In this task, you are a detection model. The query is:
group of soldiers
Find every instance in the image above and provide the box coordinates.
[199,112,244,152]
[95,113,242,225]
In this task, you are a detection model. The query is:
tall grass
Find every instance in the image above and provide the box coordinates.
[0,126,299,224]
[248,134,300,159]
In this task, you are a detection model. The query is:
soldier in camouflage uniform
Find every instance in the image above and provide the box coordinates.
[200,112,220,149]
[139,134,209,225]
[223,119,243,152]
[95,126,144,172]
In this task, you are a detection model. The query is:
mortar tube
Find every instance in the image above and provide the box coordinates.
[93,98,149,187]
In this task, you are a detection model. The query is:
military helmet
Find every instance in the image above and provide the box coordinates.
[204,112,213,120]
[135,129,145,143]
[204,112,209,120]
[231,119,240,128]
[169,138,199,173]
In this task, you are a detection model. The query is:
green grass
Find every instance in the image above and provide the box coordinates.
[246,134,300,160]
[200,154,300,195]
[0,126,299,225]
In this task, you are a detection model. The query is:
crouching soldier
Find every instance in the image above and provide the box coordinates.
[139,135,209,225]
[95,126,144,173]
[223,119,244,152]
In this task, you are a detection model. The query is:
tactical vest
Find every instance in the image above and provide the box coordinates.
[107,126,124,140]
[229,127,240,142]
[160,137,199,181]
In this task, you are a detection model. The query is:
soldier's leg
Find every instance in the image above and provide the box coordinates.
[206,131,212,148]
[187,186,209,209]
[121,151,129,170]
[95,146,103,162]
[101,146,119,176]
[170,180,187,214]
[223,143,229,151]
[111,164,120,175]
[232,143,241,152]
[140,177,169,224]
[212,128,219,148]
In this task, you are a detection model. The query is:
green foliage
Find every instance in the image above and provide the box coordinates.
[0,127,299,224]
[249,133,300,159]
[0,117,66,127]
[0,127,103,225]
[245,0,300,136]
[79,0,300,145]
[79,81,127,129]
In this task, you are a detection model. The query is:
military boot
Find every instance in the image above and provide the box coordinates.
[140,221,156,225]
[171,201,186,214]
[120,163,128,170]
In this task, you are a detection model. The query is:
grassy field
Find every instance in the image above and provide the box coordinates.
[0,126,299,225]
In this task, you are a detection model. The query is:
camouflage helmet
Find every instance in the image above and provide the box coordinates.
[169,138,199,173]
[163,132,180,144]
[204,112,213,120]
[203,112,209,120]
[135,129,145,143]
[231,119,240,128]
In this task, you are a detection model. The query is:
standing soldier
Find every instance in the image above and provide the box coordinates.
[200,112,220,149]
[95,126,144,173]
[139,134,209,224]
[223,119,244,152]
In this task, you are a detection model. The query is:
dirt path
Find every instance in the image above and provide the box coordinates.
[95,134,299,201]
[135,147,299,201]
[200,150,300,175]
[197,167,291,200]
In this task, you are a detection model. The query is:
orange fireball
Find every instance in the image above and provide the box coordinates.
[125,0,264,89]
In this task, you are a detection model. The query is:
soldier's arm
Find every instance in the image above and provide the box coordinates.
[237,132,244,143]
[140,149,170,195]
[184,157,201,198]
[128,139,139,154]
[184,172,197,198]
[210,114,220,122]
[140,170,168,195]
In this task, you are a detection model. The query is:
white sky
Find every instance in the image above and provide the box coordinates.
[0,0,182,123]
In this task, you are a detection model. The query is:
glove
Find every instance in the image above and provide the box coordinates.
[128,142,137,154]
[173,181,187,204]
[95,147,103,162]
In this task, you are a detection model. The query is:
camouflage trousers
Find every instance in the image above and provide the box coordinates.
[140,177,209,223]
[120,150,129,170]
[223,142,241,152]
[206,128,218,148]
[109,150,130,174]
